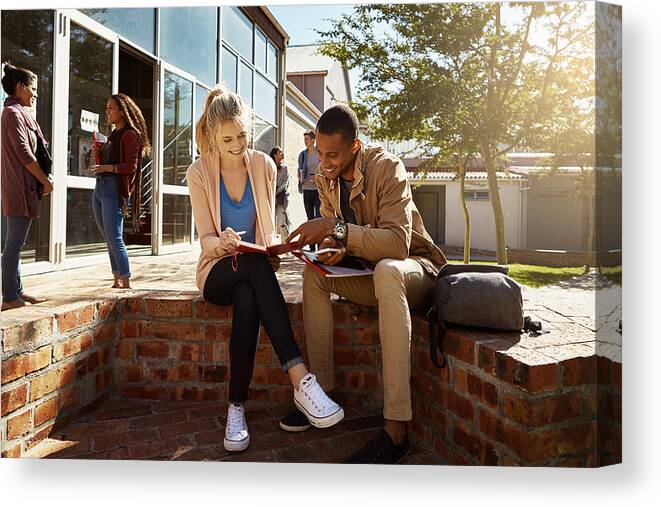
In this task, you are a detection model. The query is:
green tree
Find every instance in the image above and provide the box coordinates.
[318,2,594,264]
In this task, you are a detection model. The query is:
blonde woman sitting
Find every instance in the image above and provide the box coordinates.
[187,84,344,452]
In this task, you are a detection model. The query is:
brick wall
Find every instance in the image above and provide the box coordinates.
[1,292,621,465]
[1,300,117,458]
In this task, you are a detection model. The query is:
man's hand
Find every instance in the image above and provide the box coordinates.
[41,177,54,196]
[287,217,336,247]
[316,236,346,265]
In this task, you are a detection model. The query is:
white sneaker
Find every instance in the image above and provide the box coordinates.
[224,403,250,452]
[294,373,344,428]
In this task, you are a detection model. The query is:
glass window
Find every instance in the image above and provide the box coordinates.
[160,7,217,86]
[267,42,278,81]
[254,118,277,155]
[162,194,192,245]
[255,30,267,72]
[68,23,113,177]
[195,84,208,158]
[163,72,193,186]
[239,62,253,107]
[80,8,155,53]
[1,10,54,263]
[65,189,107,258]
[255,74,277,125]
[222,7,253,62]
[221,46,237,92]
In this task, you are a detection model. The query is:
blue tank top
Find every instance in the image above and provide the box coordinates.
[220,174,256,243]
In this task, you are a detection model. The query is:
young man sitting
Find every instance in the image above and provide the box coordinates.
[284,104,447,464]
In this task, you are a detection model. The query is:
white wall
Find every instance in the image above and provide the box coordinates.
[444,181,523,251]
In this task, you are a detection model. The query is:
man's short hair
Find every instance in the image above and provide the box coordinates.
[304,131,315,140]
[316,104,360,143]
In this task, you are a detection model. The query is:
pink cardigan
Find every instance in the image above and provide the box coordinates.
[187,149,277,294]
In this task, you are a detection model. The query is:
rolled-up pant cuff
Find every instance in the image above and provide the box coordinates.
[282,356,305,373]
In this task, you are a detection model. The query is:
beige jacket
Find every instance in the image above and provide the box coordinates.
[315,144,447,276]
[187,149,277,294]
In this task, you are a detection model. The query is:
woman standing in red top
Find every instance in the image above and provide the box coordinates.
[88,93,150,289]
[1,63,53,311]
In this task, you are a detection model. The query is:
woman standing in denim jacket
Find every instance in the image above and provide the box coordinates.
[88,93,150,289]
[1,63,53,311]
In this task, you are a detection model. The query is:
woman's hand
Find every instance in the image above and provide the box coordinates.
[41,176,54,197]
[219,227,241,254]
[87,164,114,176]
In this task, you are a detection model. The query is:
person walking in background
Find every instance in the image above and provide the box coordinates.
[269,146,291,240]
[88,93,151,289]
[1,63,52,311]
[297,131,321,250]
[187,84,343,453]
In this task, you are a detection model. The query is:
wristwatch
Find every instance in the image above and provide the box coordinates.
[332,219,347,242]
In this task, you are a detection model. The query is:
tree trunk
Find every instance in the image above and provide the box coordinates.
[485,156,508,265]
[459,164,471,264]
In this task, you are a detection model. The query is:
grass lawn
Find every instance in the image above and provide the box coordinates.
[448,260,587,288]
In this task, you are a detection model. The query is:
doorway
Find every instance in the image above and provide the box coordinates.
[118,47,155,251]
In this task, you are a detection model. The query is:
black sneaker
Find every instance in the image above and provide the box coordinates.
[279,407,312,432]
[343,429,410,464]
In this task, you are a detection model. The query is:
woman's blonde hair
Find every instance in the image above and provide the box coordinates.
[195,84,253,157]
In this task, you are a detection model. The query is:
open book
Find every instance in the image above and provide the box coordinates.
[236,240,302,256]
[292,250,374,278]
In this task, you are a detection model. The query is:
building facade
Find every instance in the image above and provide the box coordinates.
[1,7,288,275]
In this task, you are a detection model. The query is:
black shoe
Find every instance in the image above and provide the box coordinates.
[343,429,410,464]
[279,407,312,432]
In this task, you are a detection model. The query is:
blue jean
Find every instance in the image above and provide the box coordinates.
[1,216,31,302]
[92,175,131,278]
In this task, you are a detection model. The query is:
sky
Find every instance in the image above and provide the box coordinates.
[267,3,363,93]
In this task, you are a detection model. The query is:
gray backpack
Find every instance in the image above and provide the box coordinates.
[427,264,539,368]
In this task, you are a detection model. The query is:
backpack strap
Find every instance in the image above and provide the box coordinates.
[426,305,447,368]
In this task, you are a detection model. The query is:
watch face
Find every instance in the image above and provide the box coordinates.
[334,222,346,239]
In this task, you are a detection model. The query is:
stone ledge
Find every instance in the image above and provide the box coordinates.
[1,290,621,466]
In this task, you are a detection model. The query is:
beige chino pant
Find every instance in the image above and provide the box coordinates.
[302,258,435,421]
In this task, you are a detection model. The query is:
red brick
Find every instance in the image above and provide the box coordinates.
[146,298,193,318]
[93,322,116,343]
[598,390,622,423]
[122,365,143,383]
[270,386,292,404]
[354,327,379,345]
[58,385,78,412]
[333,328,353,345]
[96,370,112,392]
[433,436,470,466]
[56,304,95,333]
[120,385,169,400]
[453,367,468,392]
[35,396,58,427]
[54,334,85,361]
[612,362,621,390]
[444,330,475,364]
[59,362,76,388]
[116,340,133,359]
[2,316,54,353]
[1,443,22,458]
[94,428,160,450]
[449,392,475,423]
[30,369,60,401]
[467,372,499,407]
[563,356,597,387]
[194,300,232,319]
[1,345,52,384]
[255,344,273,365]
[478,408,529,460]
[122,296,146,315]
[26,422,54,449]
[179,343,215,361]
[136,341,169,358]
[527,422,596,462]
[7,410,32,439]
[97,300,117,320]
[502,392,584,427]
[453,421,499,465]
[153,322,201,341]
[287,303,302,323]
[204,323,231,341]
[159,417,218,439]
[121,319,151,338]
[1,383,28,417]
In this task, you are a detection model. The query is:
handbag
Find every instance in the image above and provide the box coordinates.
[426,264,541,368]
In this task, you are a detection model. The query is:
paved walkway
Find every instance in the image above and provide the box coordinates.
[29,397,445,464]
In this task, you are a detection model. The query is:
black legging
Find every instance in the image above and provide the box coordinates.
[203,253,303,403]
